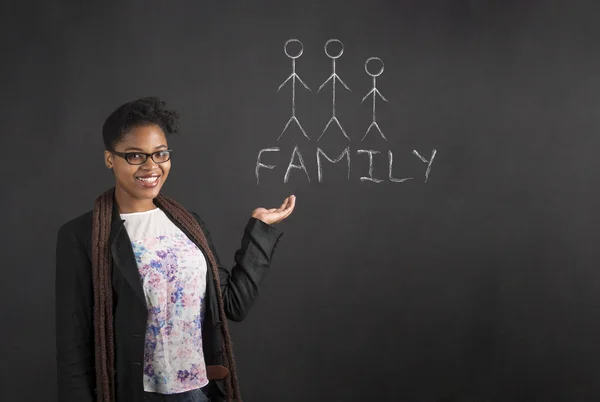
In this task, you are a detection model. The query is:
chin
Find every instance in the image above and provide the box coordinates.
[146,186,162,197]
[132,186,162,200]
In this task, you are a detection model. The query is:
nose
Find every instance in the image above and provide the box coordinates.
[138,157,160,173]
[140,156,159,169]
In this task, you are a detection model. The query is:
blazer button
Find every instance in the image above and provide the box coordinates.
[215,322,222,329]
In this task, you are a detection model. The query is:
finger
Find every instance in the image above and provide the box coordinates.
[279,196,294,213]
[278,198,296,220]
[272,197,289,213]
[287,195,296,210]
[278,197,290,211]
[276,203,293,217]
[265,211,284,223]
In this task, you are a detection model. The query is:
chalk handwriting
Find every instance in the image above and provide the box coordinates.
[284,145,311,183]
[255,147,280,185]
[317,146,351,182]
[412,149,437,182]
[256,146,421,184]
[357,149,383,183]
[388,151,412,183]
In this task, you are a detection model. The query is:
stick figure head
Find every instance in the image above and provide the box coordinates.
[284,39,304,59]
[365,57,384,77]
[324,39,344,59]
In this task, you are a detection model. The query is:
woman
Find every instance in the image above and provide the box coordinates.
[55,97,295,402]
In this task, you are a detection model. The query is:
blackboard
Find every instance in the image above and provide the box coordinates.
[3,1,600,401]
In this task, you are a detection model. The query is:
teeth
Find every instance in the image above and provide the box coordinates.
[137,176,158,183]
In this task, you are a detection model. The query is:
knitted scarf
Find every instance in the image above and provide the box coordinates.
[91,187,241,401]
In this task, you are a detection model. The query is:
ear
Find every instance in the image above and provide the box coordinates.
[104,150,113,169]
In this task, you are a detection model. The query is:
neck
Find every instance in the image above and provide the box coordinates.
[114,186,156,214]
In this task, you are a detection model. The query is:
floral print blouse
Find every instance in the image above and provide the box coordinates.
[120,208,209,394]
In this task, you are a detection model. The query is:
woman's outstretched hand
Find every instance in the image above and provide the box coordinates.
[251,195,296,225]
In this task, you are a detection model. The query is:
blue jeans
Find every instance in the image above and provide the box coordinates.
[143,386,210,402]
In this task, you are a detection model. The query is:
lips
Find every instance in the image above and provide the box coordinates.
[135,175,161,188]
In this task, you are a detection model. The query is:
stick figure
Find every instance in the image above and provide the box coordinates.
[361,57,388,141]
[317,39,351,141]
[277,39,311,141]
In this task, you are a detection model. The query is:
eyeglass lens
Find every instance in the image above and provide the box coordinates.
[127,151,171,165]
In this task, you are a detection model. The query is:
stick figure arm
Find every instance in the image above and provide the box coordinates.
[361,89,375,103]
[277,73,294,91]
[334,75,351,91]
[295,74,311,91]
[317,74,334,92]
[374,88,388,102]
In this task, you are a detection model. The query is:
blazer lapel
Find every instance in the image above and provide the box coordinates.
[109,199,147,307]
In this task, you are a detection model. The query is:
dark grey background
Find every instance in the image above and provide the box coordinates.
[2,1,600,401]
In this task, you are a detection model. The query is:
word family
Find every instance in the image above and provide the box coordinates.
[256,145,436,184]
[254,38,439,186]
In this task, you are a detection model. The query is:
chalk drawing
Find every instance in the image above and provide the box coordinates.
[412,149,437,182]
[361,57,388,141]
[277,39,311,141]
[357,149,383,183]
[284,144,311,183]
[255,147,280,185]
[388,151,412,183]
[317,39,351,141]
[317,146,351,182]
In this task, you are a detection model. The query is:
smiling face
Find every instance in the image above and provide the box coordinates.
[104,124,171,212]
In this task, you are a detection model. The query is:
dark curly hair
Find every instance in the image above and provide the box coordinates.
[102,96,180,150]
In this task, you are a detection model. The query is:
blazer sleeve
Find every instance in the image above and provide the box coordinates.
[192,213,284,322]
[55,223,96,402]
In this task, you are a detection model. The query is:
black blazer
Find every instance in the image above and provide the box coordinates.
[55,198,283,402]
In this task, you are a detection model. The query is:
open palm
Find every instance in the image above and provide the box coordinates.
[251,195,296,225]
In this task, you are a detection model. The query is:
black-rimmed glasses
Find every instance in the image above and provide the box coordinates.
[111,149,172,165]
